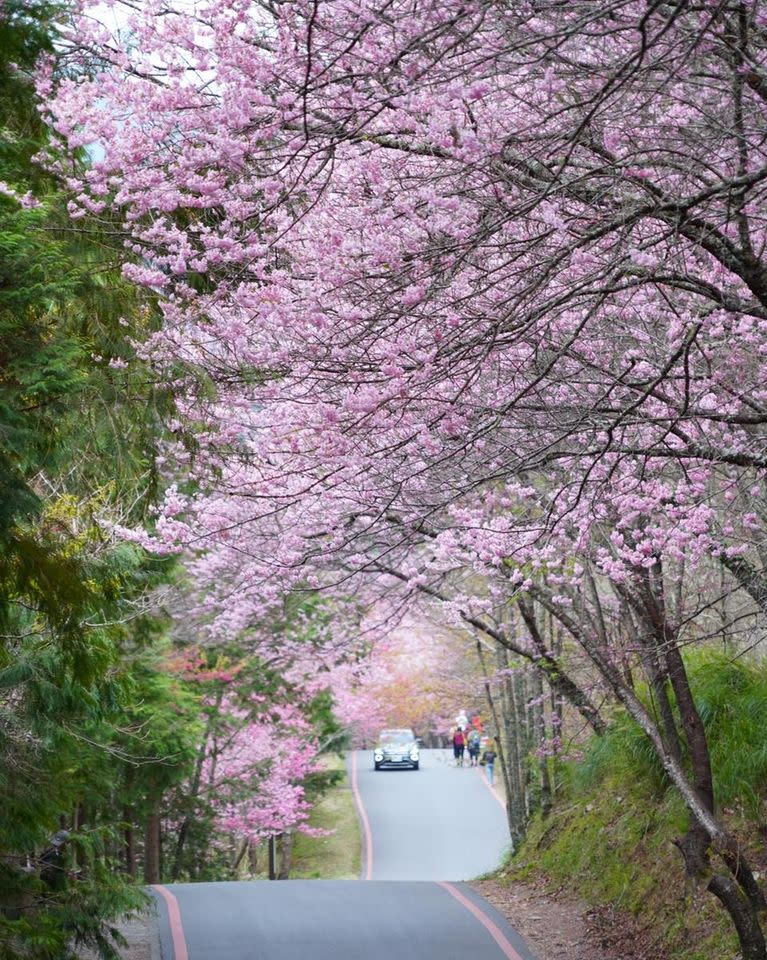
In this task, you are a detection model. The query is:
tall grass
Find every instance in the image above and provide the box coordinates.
[574,650,767,820]
[692,651,767,818]
[509,649,767,959]
[574,709,667,794]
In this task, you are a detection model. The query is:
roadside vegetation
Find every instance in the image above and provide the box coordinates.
[0,4,173,955]
[504,652,767,960]
[283,755,361,881]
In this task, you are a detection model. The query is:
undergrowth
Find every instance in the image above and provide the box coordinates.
[505,650,767,960]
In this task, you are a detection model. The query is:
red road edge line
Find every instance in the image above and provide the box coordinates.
[437,881,525,960]
[475,766,507,811]
[350,750,374,880]
[153,884,190,960]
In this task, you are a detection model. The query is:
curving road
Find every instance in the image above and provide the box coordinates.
[151,748,537,960]
[153,879,536,960]
[351,747,511,880]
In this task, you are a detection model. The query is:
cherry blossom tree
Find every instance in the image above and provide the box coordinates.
[42,1,767,954]
[332,614,482,742]
[163,644,338,881]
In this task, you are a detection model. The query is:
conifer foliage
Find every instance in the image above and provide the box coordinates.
[0,4,187,956]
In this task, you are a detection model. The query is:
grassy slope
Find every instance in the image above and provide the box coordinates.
[502,651,767,960]
[289,753,361,879]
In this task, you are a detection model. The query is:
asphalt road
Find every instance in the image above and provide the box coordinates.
[151,749,536,960]
[351,748,511,880]
[153,880,536,960]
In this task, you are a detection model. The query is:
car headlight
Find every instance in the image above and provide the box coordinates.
[409,751,419,760]
[374,750,383,760]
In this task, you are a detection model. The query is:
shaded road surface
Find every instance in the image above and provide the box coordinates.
[351,748,510,880]
[151,748,536,959]
[153,880,537,960]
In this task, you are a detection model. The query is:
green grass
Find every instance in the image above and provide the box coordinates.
[509,780,739,958]
[692,652,767,817]
[289,753,361,879]
[502,650,767,959]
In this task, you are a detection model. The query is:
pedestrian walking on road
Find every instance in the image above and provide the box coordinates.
[467,728,481,767]
[452,727,466,767]
[482,738,497,786]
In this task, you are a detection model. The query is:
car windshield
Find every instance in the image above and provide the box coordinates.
[379,729,415,744]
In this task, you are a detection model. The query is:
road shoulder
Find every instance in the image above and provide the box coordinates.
[471,877,665,960]
[76,908,161,960]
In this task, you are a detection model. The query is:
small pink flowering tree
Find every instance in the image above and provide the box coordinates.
[163,643,337,880]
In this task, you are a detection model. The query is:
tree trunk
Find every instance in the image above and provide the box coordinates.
[124,806,136,879]
[533,583,767,954]
[231,837,249,875]
[375,564,605,735]
[499,648,525,846]
[721,555,767,616]
[531,668,552,815]
[268,835,277,880]
[510,668,530,826]
[248,840,259,876]
[719,563,730,649]
[73,803,86,871]
[172,690,222,880]
[475,636,516,841]
[143,802,162,884]
[516,595,606,735]
[549,623,563,780]
[278,831,293,880]
[641,650,682,764]
[664,643,715,813]
[709,875,767,960]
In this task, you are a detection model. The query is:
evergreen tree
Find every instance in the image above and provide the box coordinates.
[0,4,188,956]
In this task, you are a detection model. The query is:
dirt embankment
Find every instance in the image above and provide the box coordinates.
[472,877,668,960]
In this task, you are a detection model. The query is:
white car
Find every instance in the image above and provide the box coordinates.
[373,728,420,770]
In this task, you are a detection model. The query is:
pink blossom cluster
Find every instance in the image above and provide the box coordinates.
[205,699,325,841]
[41,1,767,688]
